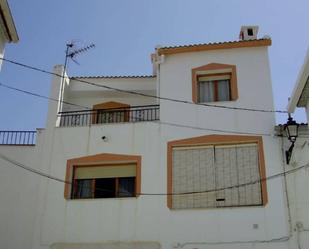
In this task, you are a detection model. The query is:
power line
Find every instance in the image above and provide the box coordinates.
[0,152,308,196]
[0,82,91,109]
[0,57,288,114]
[156,121,272,136]
[0,81,273,136]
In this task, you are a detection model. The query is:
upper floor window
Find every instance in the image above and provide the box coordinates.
[192,63,238,103]
[198,74,231,102]
[167,135,267,209]
[65,153,141,200]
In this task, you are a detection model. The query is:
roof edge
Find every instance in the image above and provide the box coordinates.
[0,0,18,43]
[157,38,271,56]
[287,48,309,113]
[70,75,156,80]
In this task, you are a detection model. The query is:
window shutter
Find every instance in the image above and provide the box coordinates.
[235,144,261,205]
[74,164,136,179]
[172,146,215,209]
[215,144,262,207]
[215,145,239,207]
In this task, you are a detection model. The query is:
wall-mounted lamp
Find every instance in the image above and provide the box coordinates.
[284,114,299,164]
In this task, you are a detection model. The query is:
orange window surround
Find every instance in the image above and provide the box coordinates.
[64,153,141,199]
[167,134,267,209]
[192,63,238,103]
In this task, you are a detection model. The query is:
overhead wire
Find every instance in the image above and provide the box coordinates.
[0,82,91,109]
[0,57,288,114]
[0,152,308,196]
[0,80,273,136]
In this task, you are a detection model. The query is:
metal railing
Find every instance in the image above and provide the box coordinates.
[58,105,160,127]
[0,131,36,145]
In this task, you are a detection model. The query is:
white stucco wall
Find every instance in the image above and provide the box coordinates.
[62,77,157,112]
[0,130,44,249]
[159,47,275,135]
[0,45,294,249]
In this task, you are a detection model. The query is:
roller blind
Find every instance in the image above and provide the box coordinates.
[74,164,136,179]
[198,74,230,82]
[172,143,262,209]
[172,146,216,209]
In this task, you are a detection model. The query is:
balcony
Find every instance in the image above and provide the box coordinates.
[0,131,36,145]
[58,105,160,127]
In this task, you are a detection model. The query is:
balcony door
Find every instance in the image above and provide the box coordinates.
[92,101,130,124]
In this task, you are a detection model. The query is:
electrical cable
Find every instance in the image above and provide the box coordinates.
[0,152,308,196]
[0,81,273,136]
[0,82,91,109]
[0,57,288,114]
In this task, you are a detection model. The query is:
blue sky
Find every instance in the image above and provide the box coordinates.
[0,0,308,130]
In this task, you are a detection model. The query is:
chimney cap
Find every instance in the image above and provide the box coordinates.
[239,26,259,41]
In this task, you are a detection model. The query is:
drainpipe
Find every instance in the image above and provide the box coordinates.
[152,45,164,103]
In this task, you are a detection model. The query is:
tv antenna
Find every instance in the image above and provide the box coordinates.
[63,42,95,70]
[59,41,95,112]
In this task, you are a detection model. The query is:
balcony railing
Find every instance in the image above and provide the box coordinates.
[0,131,36,145]
[58,105,160,127]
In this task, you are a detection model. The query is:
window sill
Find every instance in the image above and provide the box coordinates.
[66,196,139,202]
[197,99,237,104]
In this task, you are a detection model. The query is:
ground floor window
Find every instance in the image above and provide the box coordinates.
[72,165,136,199]
[167,135,267,209]
[64,153,141,200]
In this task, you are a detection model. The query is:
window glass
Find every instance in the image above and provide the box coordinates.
[197,75,231,103]
[74,179,93,199]
[118,177,135,197]
[217,80,230,101]
[198,81,214,102]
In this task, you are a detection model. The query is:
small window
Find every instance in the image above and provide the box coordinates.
[71,164,136,199]
[191,63,238,103]
[198,74,231,102]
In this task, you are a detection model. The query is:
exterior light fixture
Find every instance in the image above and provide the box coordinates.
[283,114,299,164]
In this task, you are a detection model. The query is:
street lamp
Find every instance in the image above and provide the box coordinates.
[284,114,299,164]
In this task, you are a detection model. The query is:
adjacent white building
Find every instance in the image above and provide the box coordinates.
[0,0,18,69]
[0,26,298,249]
[278,48,309,249]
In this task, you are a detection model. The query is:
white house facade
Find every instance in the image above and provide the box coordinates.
[0,27,297,249]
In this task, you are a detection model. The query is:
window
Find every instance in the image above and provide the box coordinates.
[92,101,130,124]
[64,153,141,200]
[198,74,231,102]
[192,63,238,103]
[167,135,267,209]
[72,164,136,199]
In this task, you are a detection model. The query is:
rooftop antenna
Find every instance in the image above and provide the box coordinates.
[58,42,95,112]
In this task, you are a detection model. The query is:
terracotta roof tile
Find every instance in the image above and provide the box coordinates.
[157,38,271,55]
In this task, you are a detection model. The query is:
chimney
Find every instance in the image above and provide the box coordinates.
[239,26,259,41]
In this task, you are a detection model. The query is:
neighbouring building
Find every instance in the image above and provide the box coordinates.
[0,0,18,69]
[276,48,309,249]
[0,26,296,249]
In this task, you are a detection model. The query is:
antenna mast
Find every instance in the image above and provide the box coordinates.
[58,42,95,112]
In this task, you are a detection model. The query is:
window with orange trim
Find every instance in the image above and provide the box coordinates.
[72,164,136,199]
[167,135,267,209]
[64,153,141,200]
[192,63,238,103]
